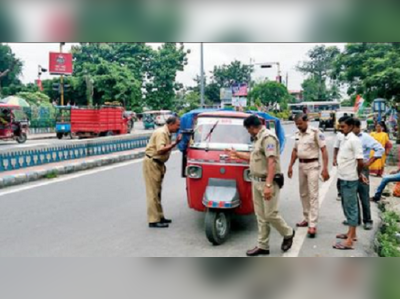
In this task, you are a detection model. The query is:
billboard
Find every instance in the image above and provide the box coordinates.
[232,97,247,107]
[220,88,233,100]
[49,52,73,75]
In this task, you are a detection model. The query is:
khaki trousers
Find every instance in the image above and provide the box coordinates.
[299,162,320,228]
[252,181,293,251]
[143,157,166,223]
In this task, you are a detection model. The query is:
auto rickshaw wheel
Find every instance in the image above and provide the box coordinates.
[205,209,231,246]
[16,133,27,144]
[57,133,64,140]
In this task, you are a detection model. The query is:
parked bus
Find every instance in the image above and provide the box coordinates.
[288,101,341,121]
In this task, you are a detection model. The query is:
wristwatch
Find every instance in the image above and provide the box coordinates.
[266,183,273,188]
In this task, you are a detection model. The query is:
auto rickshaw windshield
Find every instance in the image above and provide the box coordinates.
[192,117,252,151]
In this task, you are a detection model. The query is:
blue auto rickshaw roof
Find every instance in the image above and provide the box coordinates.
[178,108,286,153]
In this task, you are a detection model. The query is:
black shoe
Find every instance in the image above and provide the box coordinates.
[149,222,169,228]
[161,218,172,224]
[364,222,373,231]
[370,197,380,203]
[246,247,270,257]
[282,230,296,252]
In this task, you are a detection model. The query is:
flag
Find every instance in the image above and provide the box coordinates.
[354,95,365,115]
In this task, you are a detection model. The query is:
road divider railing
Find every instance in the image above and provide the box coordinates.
[0,133,152,172]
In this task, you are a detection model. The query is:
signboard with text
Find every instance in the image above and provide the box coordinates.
[49,52,73,75]
[232,97,247,107]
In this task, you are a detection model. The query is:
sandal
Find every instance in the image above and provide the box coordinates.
[333,243,354,251]
[336,234,358,242]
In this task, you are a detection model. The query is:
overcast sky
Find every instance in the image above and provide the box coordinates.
[8,43,346,93]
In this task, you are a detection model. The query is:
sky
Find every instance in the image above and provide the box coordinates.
[8,43,346,93]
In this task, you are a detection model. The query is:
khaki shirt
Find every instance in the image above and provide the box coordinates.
[145,125,172,163]
[250,128,281,178]
[295,127,326,160]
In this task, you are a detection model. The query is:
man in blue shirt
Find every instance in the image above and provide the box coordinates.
[371,169,400,202]
[353,119,384,230]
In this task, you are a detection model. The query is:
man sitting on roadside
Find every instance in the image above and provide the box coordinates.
[371,168,400,202]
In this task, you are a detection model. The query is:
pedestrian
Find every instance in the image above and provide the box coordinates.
[333,116,365,251]
[226,115,295,256]
[371,168,400,202]
[369,122,392,177]
[143,116,182,228]
[333,131,345,201]
[350,119,384,230]
[288,114,330,238]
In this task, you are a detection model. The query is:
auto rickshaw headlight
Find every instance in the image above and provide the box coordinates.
[186,166,202,179]
[244,169,252,182]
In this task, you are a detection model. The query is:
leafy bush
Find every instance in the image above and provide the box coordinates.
[377,211,400,257]
[16,92,56,128]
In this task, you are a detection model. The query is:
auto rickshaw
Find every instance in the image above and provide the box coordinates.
[142,112,156,130]
[318,111,336,132]
[0,104,29,144]
[179,109,286,245]
[55,106,72,139]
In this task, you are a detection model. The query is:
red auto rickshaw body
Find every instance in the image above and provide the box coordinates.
[185,112,256,214]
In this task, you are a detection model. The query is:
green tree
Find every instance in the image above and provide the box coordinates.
[301,78,322,102]
[190,75,221,104]
[248,81,290,109]
[335,43,400,143]
[71,43,155,110]
[211,60,253,87]
[144,43,189,110]
[0,43,23,97]
[297,45,341,101]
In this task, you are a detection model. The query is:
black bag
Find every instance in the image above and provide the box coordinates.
[274,173,285,189]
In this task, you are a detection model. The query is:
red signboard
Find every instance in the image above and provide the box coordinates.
[49,52,73,75]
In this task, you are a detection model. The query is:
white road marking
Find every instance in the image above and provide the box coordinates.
[283,167,338,257]
[0,152,180,197]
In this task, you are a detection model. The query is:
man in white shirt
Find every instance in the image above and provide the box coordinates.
[333,132,345,201]
[333,116,365,251]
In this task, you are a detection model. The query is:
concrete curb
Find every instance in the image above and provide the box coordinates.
[28,135,57,141]
[0,150,146,190]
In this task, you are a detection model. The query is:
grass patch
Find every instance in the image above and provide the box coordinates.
[44,171,58,180]
[377,211,400,257]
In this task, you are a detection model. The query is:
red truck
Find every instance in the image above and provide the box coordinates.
[70,106,132,138]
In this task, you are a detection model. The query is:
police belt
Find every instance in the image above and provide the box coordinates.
[251,176,267,182]
[299,158,319,164]
[146,155,165,166]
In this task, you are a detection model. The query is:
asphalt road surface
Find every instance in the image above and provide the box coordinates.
[0,123,379,257]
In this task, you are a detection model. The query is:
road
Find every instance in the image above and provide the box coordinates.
[0,122,153,152]
[0,123,379,257]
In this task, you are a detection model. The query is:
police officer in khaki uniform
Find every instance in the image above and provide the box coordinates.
[288,114,330,238]
[227,115,295,256]
[144,117,181,228]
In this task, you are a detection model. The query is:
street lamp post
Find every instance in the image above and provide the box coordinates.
[200,43,205,108]
[60,42,66,106]
[259,62,282,83]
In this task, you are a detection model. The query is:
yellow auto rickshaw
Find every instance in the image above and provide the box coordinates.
[318,111,336,132]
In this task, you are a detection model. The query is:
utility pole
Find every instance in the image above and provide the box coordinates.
[60,42,65,106]
[200,43,205,108]
[248,58,254,104]
[286,72,289,88]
